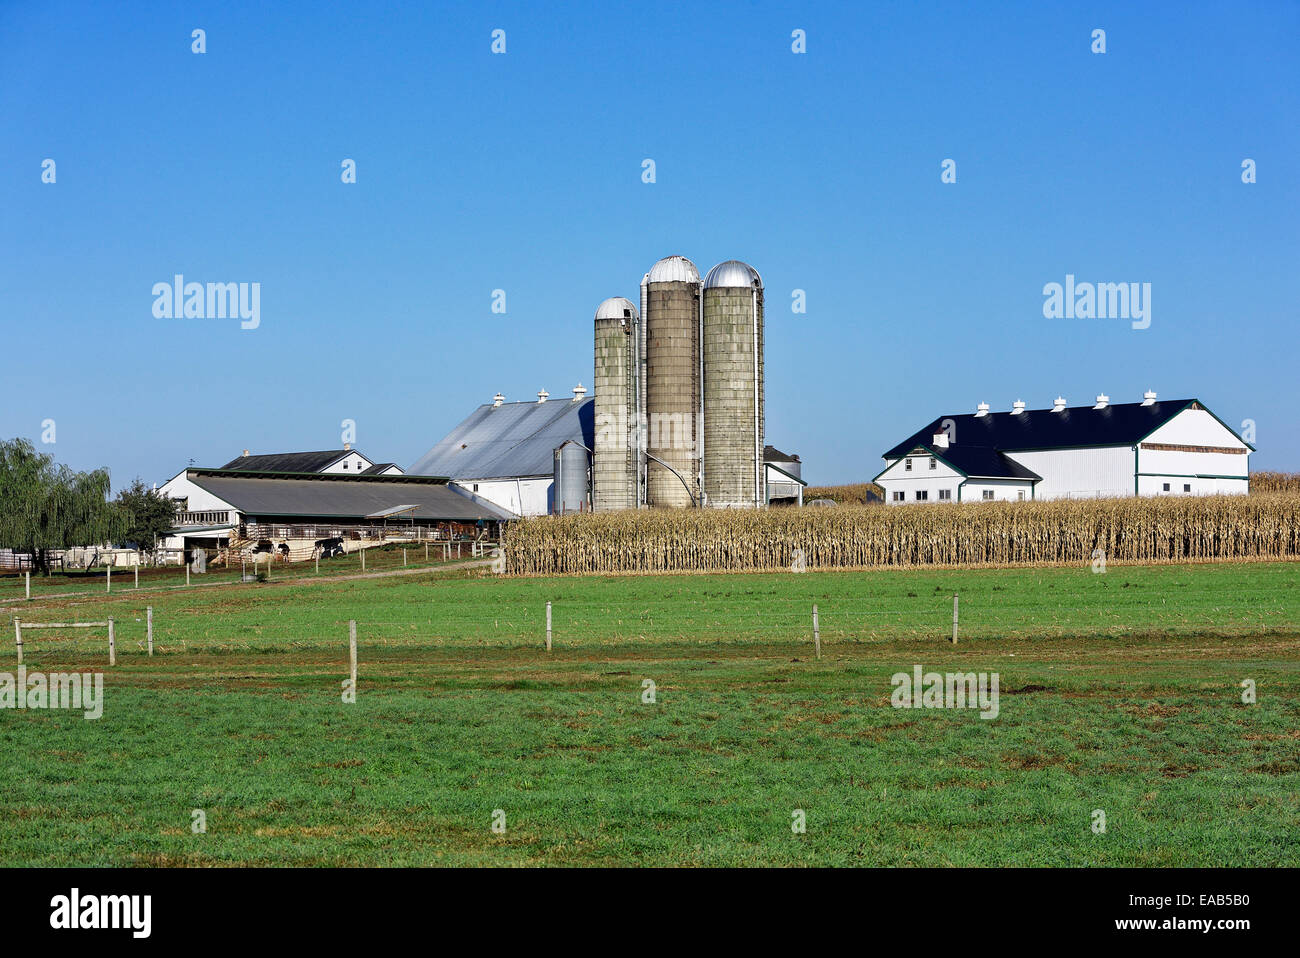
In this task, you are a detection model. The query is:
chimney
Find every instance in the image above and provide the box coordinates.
[975,402,990,418]
[932,430,950,449]
[1141,390,1157,406]
[572,383,587,401]
[1052,396,1067,413]
[1094,394,1109,409]
[1012,400,1027,416]
[537,389,549,403]
[344,442,351,451]
[492,392,505,407]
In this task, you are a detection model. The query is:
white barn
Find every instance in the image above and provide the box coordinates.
[407,389,593,517]
[875,393,1252,504]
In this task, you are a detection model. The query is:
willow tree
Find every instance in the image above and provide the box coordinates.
[0,438,127,573]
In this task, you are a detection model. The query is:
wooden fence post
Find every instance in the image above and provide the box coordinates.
[403,548,407,567]
[147,606,154,656]
[135,563,139,590]
[813,604,821,659]
[14,619,22,665]
[952,593,959,645]
[186,563,190,587]
[25,571,30,600]
[106,564,111,593]
[361,548,365,571]
[108,617,116,666]
[546,601,552,652]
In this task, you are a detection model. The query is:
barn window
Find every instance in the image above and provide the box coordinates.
[916,490,928,501]
[905,458,913,472]
[939,489,951,500]
[1017,490,1025,501]
[1163,483,1170,492]
[982,490,994,501]
[1184,483,1191,492]
[892,491,904,502]
[473,483,480,492]
[929,457,937,470]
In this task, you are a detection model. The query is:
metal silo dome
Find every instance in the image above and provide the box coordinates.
[594,297,639,322]
[703,260,763,290]
[647,255,700,285]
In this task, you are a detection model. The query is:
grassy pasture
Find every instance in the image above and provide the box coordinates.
[1,561,1297,866]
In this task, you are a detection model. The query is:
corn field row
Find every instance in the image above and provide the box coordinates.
[501,493,1300,576]
[1251,472,1300,494]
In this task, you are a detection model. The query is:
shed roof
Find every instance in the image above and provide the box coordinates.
[408,397,594,480]
[187,472,512,521]
[219,449,364,473]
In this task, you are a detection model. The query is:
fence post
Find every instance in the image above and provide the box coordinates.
[361,548,365,572]
[349,620,357,693]
[147,606,153,656]
[25,571,30,600]
[14,619,22,665]
[813,604,821,659]
[135,563,139,590]
[546,601,552,652]
[952,593,959,645]
[425,543,429,562]
[186,563,190,587]
[106,564,111,593]
[108,617,116,666]
[315,553,319,574]
[403,548,407,567]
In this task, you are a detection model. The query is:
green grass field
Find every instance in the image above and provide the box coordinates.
[2,560,1298,866]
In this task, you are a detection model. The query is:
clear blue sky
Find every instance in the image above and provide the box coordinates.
[2,0,1296,488]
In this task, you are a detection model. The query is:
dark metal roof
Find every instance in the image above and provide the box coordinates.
[883,400,1206,460]
[408,398,595,479]
[359,463,400,476]
[934,446,1042,481]
[219,449,362,473]
[763,444,800,463]
[188,473,512,521]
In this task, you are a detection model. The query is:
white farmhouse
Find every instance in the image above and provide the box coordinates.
[875,392,1252,504]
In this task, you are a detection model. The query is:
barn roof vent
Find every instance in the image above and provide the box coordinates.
[975,402,990,418]
[343,442,351,451]
[537,389,549,403]
[1012,400,1027,416]
[492,392,505,407]
[1094,394,1110,409]
[1052,396,1067,413]
[572,383,587,401]
[242,449,249,457]
[1141,390,1157,406]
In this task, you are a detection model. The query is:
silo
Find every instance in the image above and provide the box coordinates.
[643,255,701,507]
[702,260,764,508]
[592,297,638,511]
[553,440,590,514]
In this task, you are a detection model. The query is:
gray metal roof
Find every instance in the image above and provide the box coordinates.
[408,397,595,480]
[188,473,512,521]
[704,260,763,290]
[647,255,699,284]
[595,297,639,322]
[219,449,361,472]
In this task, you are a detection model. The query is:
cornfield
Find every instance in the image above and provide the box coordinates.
[1251,472,1300,494]
[502,493,1300,576]
[804,482,884,504]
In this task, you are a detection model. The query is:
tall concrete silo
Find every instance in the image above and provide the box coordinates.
[702,260,764,508]
[642,255,701,507]
[592,297,638,511]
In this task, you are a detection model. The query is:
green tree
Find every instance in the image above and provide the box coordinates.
[0,438,126,574]
[115,478,177,557]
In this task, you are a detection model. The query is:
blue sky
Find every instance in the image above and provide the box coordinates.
[2,0,1296,487]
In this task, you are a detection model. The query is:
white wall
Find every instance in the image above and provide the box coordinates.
[1138,475,1249,496]
[961,478,1035,502]
[1137,408,1250,487]
[322,452,373,474]
[877,454,964,503]
[452,477,551,517]
[157,471,238,514]
[1011,446,1134,500]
